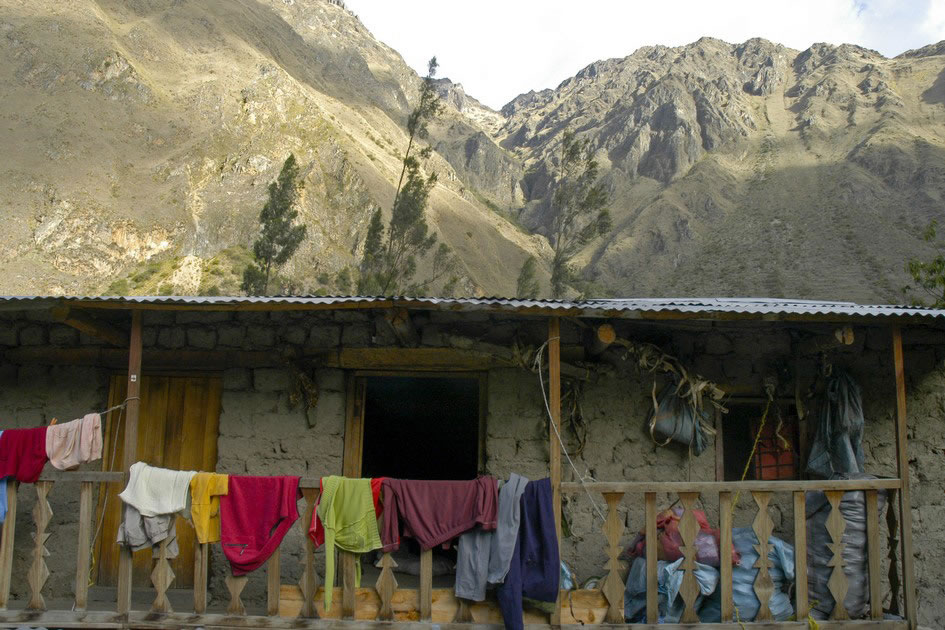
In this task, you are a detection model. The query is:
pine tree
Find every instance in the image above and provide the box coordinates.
[242,154,307,295]
[516,256,541,299]
[548,130,611,298]
[358,57,450,295]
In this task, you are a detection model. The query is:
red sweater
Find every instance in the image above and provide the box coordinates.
[0,427,48,483]
[220,475,300,576]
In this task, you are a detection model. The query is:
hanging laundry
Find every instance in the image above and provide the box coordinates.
[380,477,498,552]
[496,478,560,630]
[118,462,196,517]
[455,473,529,601]
[45,413,102,470]
[0,426,49,484]
[309,476,383,611]
[0,431,6,525]
[116,502,179,559]
[220,475,300,576]
[189,472,229,544]
[310,477,383,547]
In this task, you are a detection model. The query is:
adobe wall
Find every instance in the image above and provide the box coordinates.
[0,309,940,625]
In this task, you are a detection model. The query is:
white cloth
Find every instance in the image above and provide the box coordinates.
[118,461,196,517]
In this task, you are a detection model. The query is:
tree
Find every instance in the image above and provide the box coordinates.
[358,57,448,295]
[547,130,611,298]
[516,256,541,298]
[242,154,307,295]
[903,219,945,308]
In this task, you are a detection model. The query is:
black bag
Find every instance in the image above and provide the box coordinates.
[647,382,710,456]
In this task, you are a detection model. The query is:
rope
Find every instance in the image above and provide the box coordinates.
[534,339,607,523]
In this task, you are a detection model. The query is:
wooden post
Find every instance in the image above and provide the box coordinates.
[601,492,625,623]
[193,543,208,614]
[644,492,658,623]
[298,488,319,618]
[0,480,18,610]
[74,481,92,612]
[117,309,143,615]
[341,550,357,619]
[719,491,733,621]
[419,548,433,621]
[892,326,917,629]
[866,490,882,620]
[548,317,562,625]
[267,548,281,616]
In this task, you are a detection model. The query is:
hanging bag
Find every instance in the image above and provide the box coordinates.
[647,381,711,456]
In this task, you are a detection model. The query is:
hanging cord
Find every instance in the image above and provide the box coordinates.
[534,339,607,523]
[83,395,138,593]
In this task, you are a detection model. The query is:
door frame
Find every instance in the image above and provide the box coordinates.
[342,370,488,478]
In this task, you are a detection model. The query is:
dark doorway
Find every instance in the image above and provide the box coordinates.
[360,375,481,480]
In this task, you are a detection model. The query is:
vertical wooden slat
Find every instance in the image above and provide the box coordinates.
[342,377,366,478]
[117,309,143,615]
[825,490,850,620]
[866,490,882,620]
[419,548,433,621]
[601,492,625,623]
[27,480,53,610]
[150,537,174,613]
[677,492,700,623]
[375,552,398,621]
[892,326,917,630]
[74,481,93,612]
[193,543,208,614]
[0,479,18,610]
[793,491,809,621]
[298,488,319,618]
[453,599,474,623]
[719,491,733,622]
[714,407,725,481]
[644,491,658,623]
[267,547,281,616]
[341,550,356,619]
[886,488,902,616]
[751,491,775,621]
[225,574,248,616]
[547,317,562,625]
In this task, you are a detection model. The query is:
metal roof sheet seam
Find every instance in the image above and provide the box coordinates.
[0,295,941,321]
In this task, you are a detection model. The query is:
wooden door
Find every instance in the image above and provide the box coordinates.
[94,374,222,587]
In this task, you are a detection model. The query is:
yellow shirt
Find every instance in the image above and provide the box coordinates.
[189,472,229,544]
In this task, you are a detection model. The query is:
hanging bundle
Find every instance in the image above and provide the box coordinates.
[647,380,714,456]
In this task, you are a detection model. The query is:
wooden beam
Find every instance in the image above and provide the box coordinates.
[3,347,285,369]
[797,326,855,356]
[548,317,562,625]
[561,478,901,494]
[587,322,616,357]
[382,308,419,347]
[892,325,917,630]
[116,309,142,615]
[50,306,128,347]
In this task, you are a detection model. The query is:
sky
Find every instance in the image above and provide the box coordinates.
[344,0,945,110]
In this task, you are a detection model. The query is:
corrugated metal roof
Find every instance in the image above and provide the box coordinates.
[0,294,942,323]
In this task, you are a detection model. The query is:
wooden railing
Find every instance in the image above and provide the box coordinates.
[0,473,909,629]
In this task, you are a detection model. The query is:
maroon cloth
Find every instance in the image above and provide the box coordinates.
[220,475,300,576]
[380,477,498,552]
[0,427,49,483]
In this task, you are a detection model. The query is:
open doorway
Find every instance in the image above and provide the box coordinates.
[360,375,483,480]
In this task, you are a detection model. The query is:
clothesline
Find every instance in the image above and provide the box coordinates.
[97,396,140,418]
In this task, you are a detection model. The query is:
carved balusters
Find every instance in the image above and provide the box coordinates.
[644,492,658,623]
[677,492,701,623]
[193,543,209,614]
[865,490,882,620]
[793,491,809,621]
[886,488,901,616]
[751,491,775,622]
[375,552,398,621]
[27,480,52,610]
[298,488,319,618]
[825,490,850,620]
[150,537,174,613]
[719,491,734,622]
[225,574,248,615]
[601,492,625,623]
[453,598,474,623]
[419,548,433,621]
[74,481,92,612]
[0,479,16,611]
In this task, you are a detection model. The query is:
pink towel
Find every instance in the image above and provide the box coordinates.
[45,413,102,470]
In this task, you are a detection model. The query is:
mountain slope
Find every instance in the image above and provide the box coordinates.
[0,0,540,296]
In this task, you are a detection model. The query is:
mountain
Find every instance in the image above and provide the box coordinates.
[1,1,944,302]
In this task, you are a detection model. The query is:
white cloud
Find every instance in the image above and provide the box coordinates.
[344,0,945,109]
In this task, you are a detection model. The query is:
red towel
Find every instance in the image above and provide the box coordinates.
[309,477,384,548]
[220,475,300,576]
[0,427,49,483]
[380,477,498,552]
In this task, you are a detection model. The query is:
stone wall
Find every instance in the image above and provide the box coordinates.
[0,309,941,624]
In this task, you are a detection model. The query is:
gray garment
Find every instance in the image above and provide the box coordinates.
[455,473,529,601]
[117,502,179,559]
